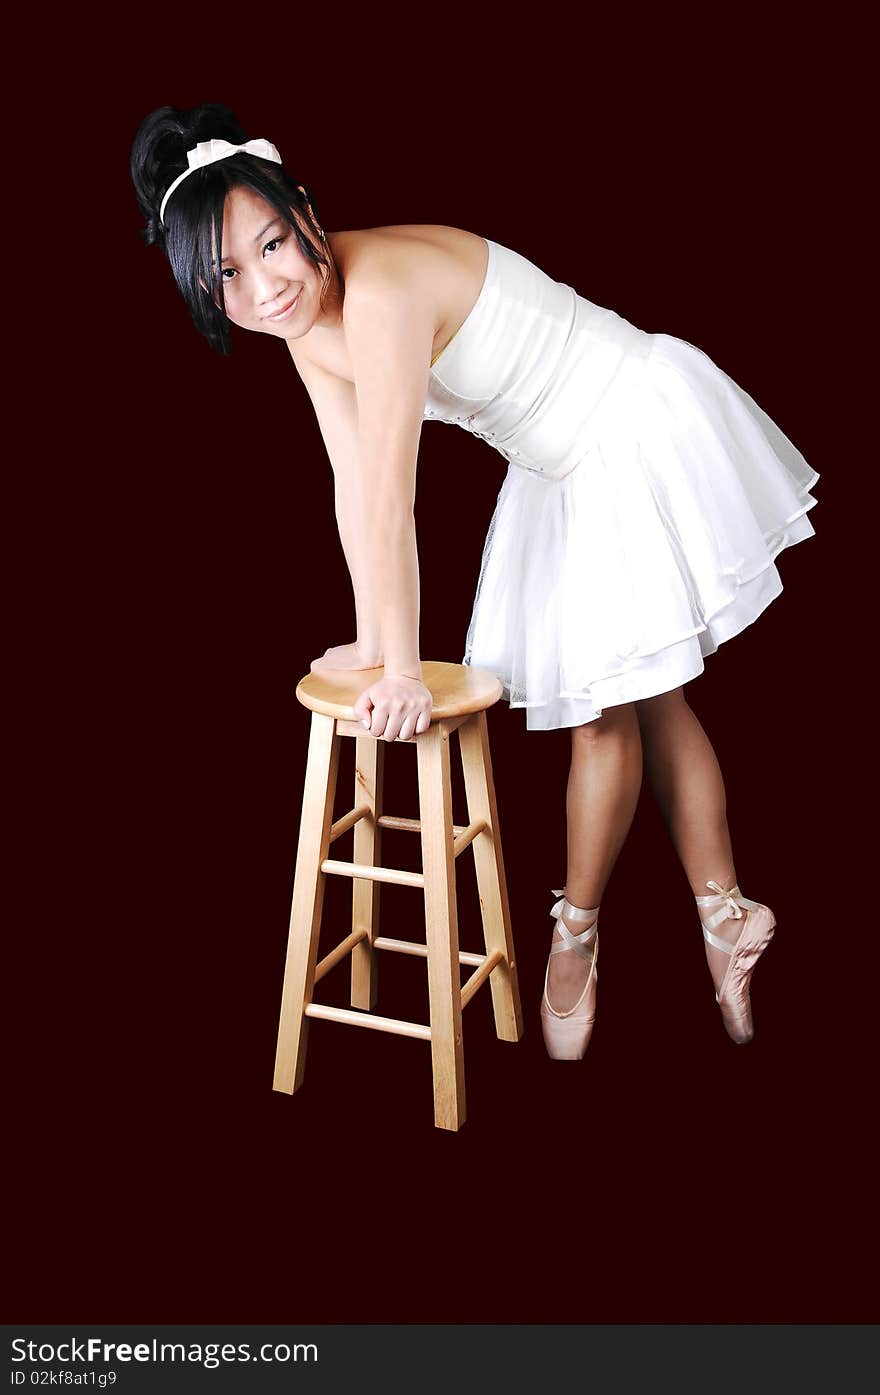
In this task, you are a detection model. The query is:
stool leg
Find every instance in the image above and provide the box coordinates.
[458,710,524,1042]
[351,735,384,1010]
[273,711,341,1095]
[416,721,466,1131]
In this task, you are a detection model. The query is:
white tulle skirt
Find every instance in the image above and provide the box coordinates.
[462,334,820,730]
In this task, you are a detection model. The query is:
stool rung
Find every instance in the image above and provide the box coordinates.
[321,858,424,889]
[314,927,368,984]
[355,814,485,860]
[377,814,468,838]
[460,949,504,1008]
[452,819,488,857]
[373,935,485,967]
[377,814,421,833]
[304,1002,431,1041]
[329,804,370,843]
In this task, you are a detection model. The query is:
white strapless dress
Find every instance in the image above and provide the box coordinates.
[423,237,820,730]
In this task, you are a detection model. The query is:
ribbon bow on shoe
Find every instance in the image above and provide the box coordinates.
[540,889,600,1060]
[695,880,777,1045]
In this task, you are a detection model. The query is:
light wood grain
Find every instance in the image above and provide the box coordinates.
[297,660,502,720]
[351,736,384,1010]
[274,666,521,1129]
[321,858,424,888]
[273,712,341,1094]
[305,1002,431,1041]
[417,721,467,1130]
[459,710,523,1043]
[372,936,485,967]
[314,928,369,984]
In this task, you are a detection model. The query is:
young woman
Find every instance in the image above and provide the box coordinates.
[130,103,820,1061]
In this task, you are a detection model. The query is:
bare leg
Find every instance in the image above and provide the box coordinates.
[546,702,643,1011]
[635,687,744,991]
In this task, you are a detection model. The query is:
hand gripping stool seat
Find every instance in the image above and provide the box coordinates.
[272,661,524,1130]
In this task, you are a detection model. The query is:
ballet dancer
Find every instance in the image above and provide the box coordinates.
[130,103,819,1058]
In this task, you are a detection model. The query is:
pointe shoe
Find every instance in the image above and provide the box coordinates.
[540,889,600,1060]
[695,879,777,1044]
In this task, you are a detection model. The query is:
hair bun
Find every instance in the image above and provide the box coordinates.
[130,102,249,245]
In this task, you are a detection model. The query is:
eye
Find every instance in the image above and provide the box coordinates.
[219,235,286,282]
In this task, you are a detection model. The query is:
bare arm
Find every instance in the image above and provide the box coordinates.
[342,265,435,680]
[293,356,382,663]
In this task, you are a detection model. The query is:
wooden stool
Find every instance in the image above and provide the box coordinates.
[273,660,523,1130]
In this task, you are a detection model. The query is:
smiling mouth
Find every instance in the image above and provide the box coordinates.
[265,290,301,321]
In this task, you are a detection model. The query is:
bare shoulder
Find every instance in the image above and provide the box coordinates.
[292,226,489,381]
[340,225,486,295]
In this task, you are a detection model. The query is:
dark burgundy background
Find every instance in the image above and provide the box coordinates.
[9,18,874,1324]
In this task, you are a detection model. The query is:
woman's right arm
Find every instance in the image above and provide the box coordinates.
[293,355,383,668]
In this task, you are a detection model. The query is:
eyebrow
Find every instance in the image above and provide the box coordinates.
[218,217,285,266]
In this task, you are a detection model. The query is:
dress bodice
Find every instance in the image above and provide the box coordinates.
[423,237,654,480]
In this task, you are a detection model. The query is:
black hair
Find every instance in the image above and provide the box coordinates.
[130,102,332,355]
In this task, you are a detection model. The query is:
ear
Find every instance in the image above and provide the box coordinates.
[296,184,316,220]
[198,275,224,311]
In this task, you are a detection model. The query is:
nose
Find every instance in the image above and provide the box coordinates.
[254,267,291,311]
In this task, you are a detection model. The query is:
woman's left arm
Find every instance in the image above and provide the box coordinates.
[344,252,437,741]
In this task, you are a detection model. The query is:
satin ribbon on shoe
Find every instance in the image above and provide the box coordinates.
[541,890,601,1056]
[694,879,776,1042]
[695,880,761,953]
[550,888,599,959]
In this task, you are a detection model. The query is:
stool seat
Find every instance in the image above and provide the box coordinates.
[274,660,523,1130]
[297,660,503,721]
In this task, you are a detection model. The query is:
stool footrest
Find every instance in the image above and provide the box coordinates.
[304,1002,431,1041]
[452,819,488,857]
[373,935,485,966]
[314,927,368,984]
[328,808,474,846]
[321,858,424,889]
[460,949,504,1008]
[377,814,467,837]
[329,804,370,843]
[312,931,496,978]
[329,806,478,847]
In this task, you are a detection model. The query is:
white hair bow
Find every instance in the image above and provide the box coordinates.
[159,136,283,226]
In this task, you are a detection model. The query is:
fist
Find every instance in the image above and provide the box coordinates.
[352,674,433,742]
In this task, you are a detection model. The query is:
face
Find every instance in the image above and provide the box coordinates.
[212,184,330,338]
